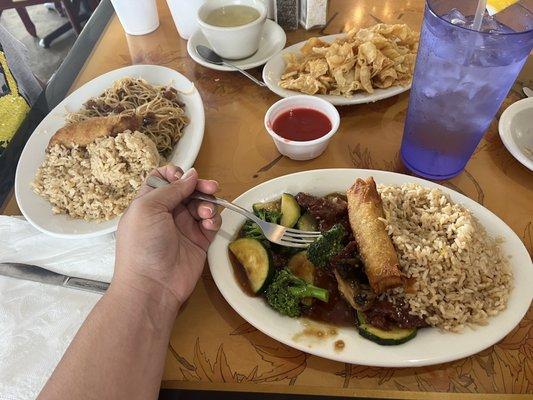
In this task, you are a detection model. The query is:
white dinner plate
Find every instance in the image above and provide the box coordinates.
[499,97,533,171]
[187,19,286,71]
[262,34,411,106]
[207,169,533,367]
[15,64,205,239]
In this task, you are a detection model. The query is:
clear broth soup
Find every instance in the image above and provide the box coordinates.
[204,5,260,27]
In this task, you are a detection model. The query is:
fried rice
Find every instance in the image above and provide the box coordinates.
[378,183,513,332]
[32,130,159,221]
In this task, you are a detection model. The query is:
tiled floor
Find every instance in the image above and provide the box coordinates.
[0,4,75,82]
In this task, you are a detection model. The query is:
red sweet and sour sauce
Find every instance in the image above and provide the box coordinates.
[272,108,331,141]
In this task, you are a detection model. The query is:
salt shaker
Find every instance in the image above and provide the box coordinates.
[300,0,328,30]
[275,0,299,31]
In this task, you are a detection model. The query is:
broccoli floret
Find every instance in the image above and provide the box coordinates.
[307,224,345,268]
[240,220,264,240]
[265,269,329,317]
[256,208,282,224]
[241,209,282,240]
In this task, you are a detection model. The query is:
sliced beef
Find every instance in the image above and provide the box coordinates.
[271,252,289,270]
[330,242,361,272]
[363,300,427,330]
[295,192,350,232]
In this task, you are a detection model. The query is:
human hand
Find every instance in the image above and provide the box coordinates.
[112,165,221,315]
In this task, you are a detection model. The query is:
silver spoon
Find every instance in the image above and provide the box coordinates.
[196,45,266,87]
[523,86,533,98]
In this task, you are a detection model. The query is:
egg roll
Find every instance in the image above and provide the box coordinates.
[346,177,403,294]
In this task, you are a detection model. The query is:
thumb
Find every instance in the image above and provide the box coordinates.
[141,168,198,211]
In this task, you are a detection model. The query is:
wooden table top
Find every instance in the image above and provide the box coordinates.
[4,0,532,397]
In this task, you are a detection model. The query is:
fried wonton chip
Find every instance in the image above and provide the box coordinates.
[301,37,327,56]
[374,68,398,88]
[278,23,418,97]
[308,58,329,78]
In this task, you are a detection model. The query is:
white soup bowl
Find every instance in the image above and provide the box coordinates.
[197,0,267,60]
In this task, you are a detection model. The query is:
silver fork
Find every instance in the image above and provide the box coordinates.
[146,175,322,248]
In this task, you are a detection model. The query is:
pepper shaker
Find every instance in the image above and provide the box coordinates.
[275,0,299,31]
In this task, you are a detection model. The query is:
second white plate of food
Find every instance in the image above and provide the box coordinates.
[208,169,532,367]
[262,33,413,106]
[15,64,205,238]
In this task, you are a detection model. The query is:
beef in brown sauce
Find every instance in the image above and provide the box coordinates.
[232,190,425,333]
[363,300,427,330]
[329,241,376,311]
[272,252,289,270]
[295,193,350,232]
[330,241,361,271]
[302,268,356,326]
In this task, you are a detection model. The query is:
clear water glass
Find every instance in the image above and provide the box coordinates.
[400,0,533,180]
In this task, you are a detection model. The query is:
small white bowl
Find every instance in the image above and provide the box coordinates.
[499,97,533,171]
[197,0,267,60]
[264,95,340,161]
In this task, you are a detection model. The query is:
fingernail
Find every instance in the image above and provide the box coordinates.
[174,167,184,178]
[201,205,213,217]
[181,167,196,181]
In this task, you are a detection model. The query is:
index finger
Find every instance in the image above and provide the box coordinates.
[137,164,183,198]
[195,179,219,195]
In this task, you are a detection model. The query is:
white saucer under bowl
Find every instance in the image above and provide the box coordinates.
[499,97,533,171]
[187,19,286,71]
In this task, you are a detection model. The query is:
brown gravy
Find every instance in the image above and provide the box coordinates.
[230,252,356,328]
[229,250,255,297]
[293,323,338,342]
[302,268,356,327]
[334,340,345,351]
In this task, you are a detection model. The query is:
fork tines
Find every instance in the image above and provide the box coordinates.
[278,229,321,248]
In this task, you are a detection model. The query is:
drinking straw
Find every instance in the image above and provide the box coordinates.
[472,0,488,30]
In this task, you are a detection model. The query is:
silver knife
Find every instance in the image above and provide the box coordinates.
[0,262,109,294]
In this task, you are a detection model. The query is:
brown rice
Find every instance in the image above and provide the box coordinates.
[32,130,159,221]
[378,183,513,332]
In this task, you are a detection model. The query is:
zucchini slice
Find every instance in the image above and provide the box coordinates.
[229,238,274,294]
[288,251,315,284]
[280,193,300,228]
[252,199,281,214]
[356,311,417,346]
[296,213,318,231]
